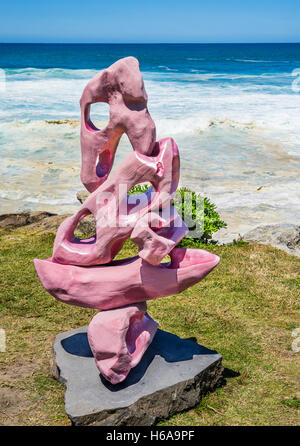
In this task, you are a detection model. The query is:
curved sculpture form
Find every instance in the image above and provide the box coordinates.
[87,303,158,384]
[52,137,180,266]
[34,57,220,384]
[34,248,220,310]
[130,206,188,266]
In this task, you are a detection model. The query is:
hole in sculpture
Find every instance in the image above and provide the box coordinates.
[126,182,156,215]
[128,182,151,195]
[95,132,131,181]
[87,102,110,131]
[111,134,133,170]
[73,213,96,240]
[161,254,171,264]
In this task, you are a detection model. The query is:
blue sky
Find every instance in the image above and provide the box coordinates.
[1,0,299,43]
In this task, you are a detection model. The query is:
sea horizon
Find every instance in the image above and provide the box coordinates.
[1,42,300,44]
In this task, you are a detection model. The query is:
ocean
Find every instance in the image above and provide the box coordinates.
[0,43,299,240]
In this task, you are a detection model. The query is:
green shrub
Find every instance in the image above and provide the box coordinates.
[128,184,150,195]
[128,185,227,245]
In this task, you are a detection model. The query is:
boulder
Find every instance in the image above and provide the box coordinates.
[243,224,300,257]
[27,214,71,234]
[0,211,56,229]
[76,190,89,204]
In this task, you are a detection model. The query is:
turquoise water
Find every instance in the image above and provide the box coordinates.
[0,44,299,238]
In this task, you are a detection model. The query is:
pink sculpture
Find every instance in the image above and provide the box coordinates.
[52,137,180,266]
[80,56,156,193]
[34,248,220,310]
[34,57,220,385]
[88,303,158,384]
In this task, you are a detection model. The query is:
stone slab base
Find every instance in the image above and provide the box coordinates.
[52,326,223,426]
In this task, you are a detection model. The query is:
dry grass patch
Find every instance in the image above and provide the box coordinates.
[0,228,299,425]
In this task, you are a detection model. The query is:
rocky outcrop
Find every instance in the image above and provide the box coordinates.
[76,190,89,204]
[74,214,96,235]
[0,211,56,229]
[0,211,95,236]
[45,119,80,127]
[26,214,72,233]
[243,224,300,257]
[75,191,96,234]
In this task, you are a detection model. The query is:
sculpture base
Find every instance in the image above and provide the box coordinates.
[51,326,223,426]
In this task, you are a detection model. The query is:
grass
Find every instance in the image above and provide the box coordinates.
[0,226,299,426]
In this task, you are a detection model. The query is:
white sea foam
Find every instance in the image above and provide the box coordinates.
[158,65,178,71]
[0,67,299,235]
[233,59,286,63]
[5,67,98,80]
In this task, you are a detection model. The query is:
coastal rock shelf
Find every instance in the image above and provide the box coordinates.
[52,326,223,426]
[243,224,300,258]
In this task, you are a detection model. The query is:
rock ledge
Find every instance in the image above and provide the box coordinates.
[243,224,300,257]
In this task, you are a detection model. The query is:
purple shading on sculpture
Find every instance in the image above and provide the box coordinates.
[34,57,220,385]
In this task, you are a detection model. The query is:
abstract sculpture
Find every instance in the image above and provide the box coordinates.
[34,57,220,385]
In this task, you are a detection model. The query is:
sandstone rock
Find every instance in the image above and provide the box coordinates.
[0,209,96,236]
[243,224,300,257]
[52,326,223,426]
[76,190,89,204]
[45,119,80,127]
[0,211,55,229]
[74,214,96,236]
[26,214,71,234]
[0,209,97,236]
[76,190,96,235]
